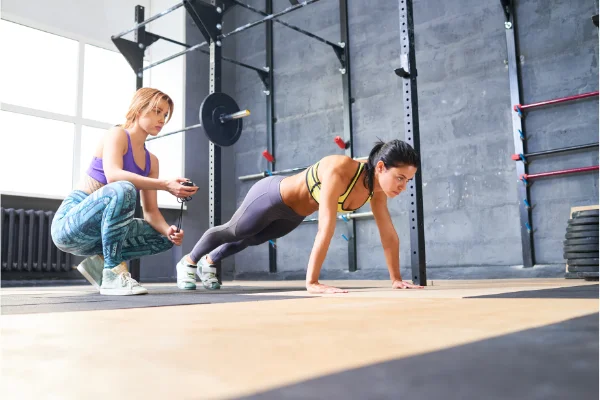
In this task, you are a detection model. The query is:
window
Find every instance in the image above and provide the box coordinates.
[79,125,106,179]
[0,111,74,197]
[82,44,137,124]
[0,20,79,116]
[0,18,185,209]
[146,134,183,206]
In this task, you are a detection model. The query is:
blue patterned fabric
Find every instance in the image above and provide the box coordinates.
[51,181,172,268]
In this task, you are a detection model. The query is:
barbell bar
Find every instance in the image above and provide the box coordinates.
[146,92,250,147]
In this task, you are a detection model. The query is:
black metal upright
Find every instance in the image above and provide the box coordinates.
[210,1,224,282]
[502,0,534,267]
[130,5,146,281]
[397,0,426,285]
[338,0,357,272]
[265,0,277,273]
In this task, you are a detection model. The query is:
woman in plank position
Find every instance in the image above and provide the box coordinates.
[176,139,424,293]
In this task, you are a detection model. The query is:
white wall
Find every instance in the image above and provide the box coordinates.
[144,0,187,205]
[1,0,151,50]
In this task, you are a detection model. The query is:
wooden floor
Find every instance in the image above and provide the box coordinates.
[1,279,598,400]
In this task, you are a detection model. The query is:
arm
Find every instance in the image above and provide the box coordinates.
[305,169,347,293]
[140,153,184,246]
[140,154,170,236]
[102,127,168,191]
[371,192,424,289]
[370,191,401,282]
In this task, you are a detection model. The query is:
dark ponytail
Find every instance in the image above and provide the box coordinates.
[363,139,420,193]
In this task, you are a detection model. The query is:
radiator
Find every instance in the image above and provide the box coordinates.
[1,207,72,272]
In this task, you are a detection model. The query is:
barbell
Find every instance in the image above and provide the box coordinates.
[147,92,249,147]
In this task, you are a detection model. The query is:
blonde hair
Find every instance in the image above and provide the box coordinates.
[123,88,174,128]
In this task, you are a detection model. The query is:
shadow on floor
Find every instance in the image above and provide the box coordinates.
[466,284,599,299]
[239,313,599,400]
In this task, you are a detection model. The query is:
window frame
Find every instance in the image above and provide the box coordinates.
[0,13,186,209]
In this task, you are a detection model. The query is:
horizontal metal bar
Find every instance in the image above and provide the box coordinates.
[196,47,267,73]
[525,142,599,158]
[238,167,308,182]
[231,0,342,49]
[514,91,599,111]
[220,0,320,40]
[146,123,203,142]
[221,110,250,123]
[112,2,184,39]
[302,211,374,224]
[524,165,599,179]
[149,33,191,48]
[141,41,207,72]
[237,156,368,181]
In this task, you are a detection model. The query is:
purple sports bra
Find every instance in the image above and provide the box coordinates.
[86,130,151,184]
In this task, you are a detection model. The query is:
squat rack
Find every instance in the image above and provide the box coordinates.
[112,0,427,285]
[502,0,599,267]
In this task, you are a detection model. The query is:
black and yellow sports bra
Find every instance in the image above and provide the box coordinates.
[305,161,373,212]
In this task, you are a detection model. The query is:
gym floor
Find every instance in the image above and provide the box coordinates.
[1,278,598,400]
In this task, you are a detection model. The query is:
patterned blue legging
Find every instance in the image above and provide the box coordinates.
[51,181,173,269]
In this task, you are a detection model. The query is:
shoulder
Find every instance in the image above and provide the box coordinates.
[319,155,358,174]
[105,126,129,145]
[318,155,358,185]
[149,151,159,164]
[148,151,159,170]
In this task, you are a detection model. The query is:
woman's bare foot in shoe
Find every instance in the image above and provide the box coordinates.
[185,254,196,265]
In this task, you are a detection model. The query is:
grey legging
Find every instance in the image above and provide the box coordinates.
[190,175,305,263]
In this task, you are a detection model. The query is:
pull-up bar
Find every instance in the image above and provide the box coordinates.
[514,91,599,115]
[142,41,207,72]
[112,2,185,40]
[219,0,321,40]
[231,0,344,50]
[137,0,321,74]
[511,142,599,162]
[520,165,599,184]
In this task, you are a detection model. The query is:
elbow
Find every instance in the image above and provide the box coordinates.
[104,169,120,184]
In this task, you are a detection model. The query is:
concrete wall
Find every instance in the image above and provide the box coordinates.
[182,0,598,280]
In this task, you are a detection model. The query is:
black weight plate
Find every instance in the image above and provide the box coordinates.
[199,92,242,147]
[564,272,599,280]
[567,217,599,225]
[567,258,599,266]
[566,231,599,239]
[563,252,599,259]
[572,210,599,218]
[563,244,599,253]
[563,237,599,246]
[567,266,600,273]
[566,224,599,232]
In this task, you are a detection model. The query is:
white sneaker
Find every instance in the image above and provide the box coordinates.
[99,264,148,296]
[77,256,127,290]
[197,255,221,290]
[76,255,104,290]
[176,256,197,290]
